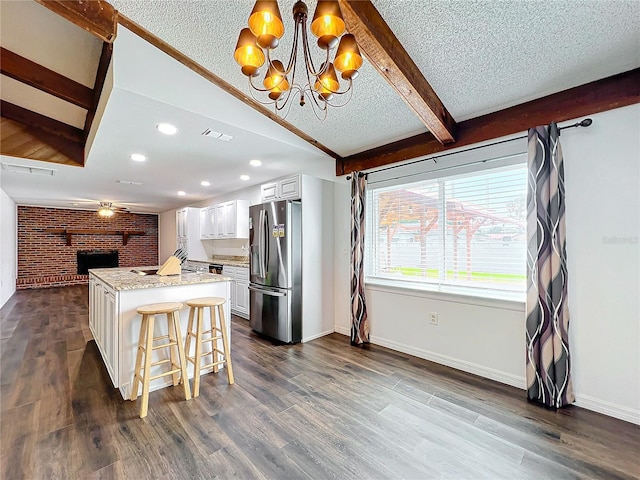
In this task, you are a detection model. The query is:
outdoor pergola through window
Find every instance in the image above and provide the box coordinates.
[365,164,527,299]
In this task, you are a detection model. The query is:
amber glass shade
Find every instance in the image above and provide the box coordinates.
[263,60,290,100]
[314,62,339,101]
[248,0,285,49]
[234,28,266,76]
[310,1,345,49]
[333,34,363,79]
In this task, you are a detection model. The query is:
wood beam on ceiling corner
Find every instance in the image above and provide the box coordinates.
[83,42,113,140]
[1,117,84,166]
[338,0,456,145]
[1,101,84,144]
[0,48,94,110]
[34,0,117,43]
[116,13,342,162]
[337,68,640,176]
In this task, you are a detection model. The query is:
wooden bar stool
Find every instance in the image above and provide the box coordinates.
[184,297,234,397]
[131,302,191,418]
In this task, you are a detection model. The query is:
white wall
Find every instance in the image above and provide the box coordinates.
[563,105,639,424]
[334,104,640,424]
[334,182,351,337]
[0,187,17,307]
[301,175,335,341]
[158,209,177,263]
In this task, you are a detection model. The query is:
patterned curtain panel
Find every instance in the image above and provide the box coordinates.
[351,172,370,346]
[526,123,574,408]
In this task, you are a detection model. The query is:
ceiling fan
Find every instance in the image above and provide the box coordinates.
[97,202,130,217]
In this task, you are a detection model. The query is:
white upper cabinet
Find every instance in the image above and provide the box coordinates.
[176,208,188,239]
[200,207,216,239]
[260,175,301,202]
[201,200,250,240]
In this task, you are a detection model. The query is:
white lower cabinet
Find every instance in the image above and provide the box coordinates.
[223,266,249,319]
[89,273,119,387]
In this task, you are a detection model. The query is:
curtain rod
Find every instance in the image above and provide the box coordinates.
[346,118,593,180]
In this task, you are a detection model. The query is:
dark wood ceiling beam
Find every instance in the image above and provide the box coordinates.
[0,48,94,110]
[83,42,113,140]
[1,101,85,144]
[338,0,456,144]
[116,13,341,161]
[1,118,84,166]
[34,0,117,43]
[338,68,640,176]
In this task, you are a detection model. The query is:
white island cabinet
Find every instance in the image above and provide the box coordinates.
[89,267,231,400]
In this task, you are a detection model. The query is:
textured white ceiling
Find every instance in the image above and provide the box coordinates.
[2,0,639,213]
[373,0,640,121]
[111,0,428,156]
[1,26,335,213]
[112,0,640,155]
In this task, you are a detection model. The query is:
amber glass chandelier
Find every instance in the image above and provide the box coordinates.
[234,0,363,120]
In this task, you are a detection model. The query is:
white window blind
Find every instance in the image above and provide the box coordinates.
[365,163,527,299]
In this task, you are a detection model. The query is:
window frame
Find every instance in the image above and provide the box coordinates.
[363,139,528,305]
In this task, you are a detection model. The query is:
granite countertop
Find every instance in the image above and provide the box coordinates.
[188,256,249,267]
[89,267,232,291]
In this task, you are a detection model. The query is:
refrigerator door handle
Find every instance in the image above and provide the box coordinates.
[249,286,286,297]
[262,209,269,276]
[258,209,266,278]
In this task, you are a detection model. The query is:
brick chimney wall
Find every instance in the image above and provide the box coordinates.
[17,206,158,289]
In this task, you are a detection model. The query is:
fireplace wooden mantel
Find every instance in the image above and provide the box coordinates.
[44,228,145,246]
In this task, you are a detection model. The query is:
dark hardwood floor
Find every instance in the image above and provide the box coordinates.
[1,286,638,479]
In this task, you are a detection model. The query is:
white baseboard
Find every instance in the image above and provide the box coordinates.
[302,329,334,343]
[335,325,350,336]
[574,394,640,425]
[332,327,639,425]
[370,335,527,390]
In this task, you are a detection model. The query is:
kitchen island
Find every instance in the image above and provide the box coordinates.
[88,267,231,400]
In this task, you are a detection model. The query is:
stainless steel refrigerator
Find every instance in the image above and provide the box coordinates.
[249,200,302,343]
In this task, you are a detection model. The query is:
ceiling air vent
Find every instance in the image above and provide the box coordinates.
[1,162,56,176]
[117,180,143,185]
[202,129,233,141]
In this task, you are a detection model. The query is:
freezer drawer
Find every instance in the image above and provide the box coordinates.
[249,285,301,343]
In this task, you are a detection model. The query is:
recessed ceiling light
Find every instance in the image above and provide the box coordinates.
[177,191,186,196]
[156,123,178,135]
[130,153,146,162]
[240,175,250,181]
[249,159,262,167]
[201,181,211,187]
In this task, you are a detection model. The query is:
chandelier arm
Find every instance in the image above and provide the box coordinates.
[274,84,300,111]
[300,15,329,77]
[277,90,299,119]
[300,83,329,118]
[248,75,278,93]
[323,79,355,107]
[247,83,277,106]
[315,76,355,96]
[301,87,329,121]
[281,17,301,75]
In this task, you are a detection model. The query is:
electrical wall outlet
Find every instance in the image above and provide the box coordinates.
[430,312,438,326]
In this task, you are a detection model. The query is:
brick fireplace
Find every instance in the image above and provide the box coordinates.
[17,206,158,289]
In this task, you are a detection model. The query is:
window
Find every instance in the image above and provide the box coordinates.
[365,163,527,300]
